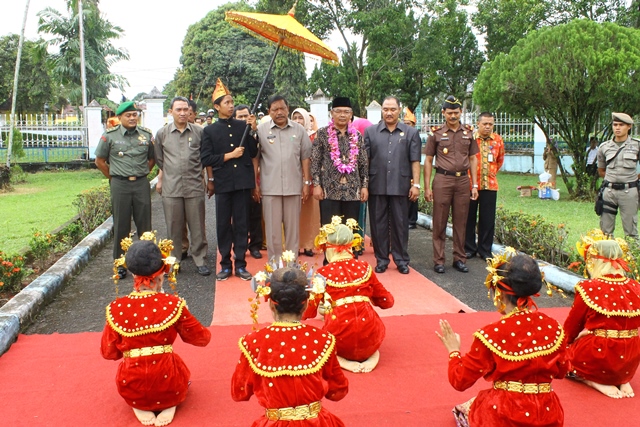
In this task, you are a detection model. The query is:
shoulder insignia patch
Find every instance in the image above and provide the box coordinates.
[464,124,474,131]
[106,125,120,133]
[431,125,442,132]
[138,126,153,134]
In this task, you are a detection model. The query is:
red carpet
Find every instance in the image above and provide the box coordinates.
[1,309,639,426]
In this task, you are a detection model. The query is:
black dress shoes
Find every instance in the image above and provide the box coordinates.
[374,265,387,273]
[117,266,127,279]
[398,265,410,274]
[465,251,476,260]
[434,264,445,274]
[302,249,314,257]
[197,265,211,276]
[453,260,469,273]
[250,249,263,259]
[181,251,189,261]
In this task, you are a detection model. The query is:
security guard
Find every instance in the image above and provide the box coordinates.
[424,96,479,274]
[95,101,155,278]
[597,112,640,238]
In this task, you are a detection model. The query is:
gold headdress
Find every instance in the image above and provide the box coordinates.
[212,78,231,104]
[314,216,363,253]
[403,107,416,124]
[249,250,327,329]
[112,231,178,295]
[571,229,637,279]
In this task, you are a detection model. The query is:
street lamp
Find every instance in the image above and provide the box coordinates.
[44,102,49,125]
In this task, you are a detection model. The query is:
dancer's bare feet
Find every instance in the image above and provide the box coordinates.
[338,356,363,372]
[620,383,635,398]
[133,408,156,426]
[155,406,176,426]
[583,380,624,398]
[359,351,380,373]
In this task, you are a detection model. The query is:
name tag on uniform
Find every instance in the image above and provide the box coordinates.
[267,135,276,144]
[488,153,494,163]
[440,137,449,141]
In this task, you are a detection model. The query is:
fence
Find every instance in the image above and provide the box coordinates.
[0,114,88,163]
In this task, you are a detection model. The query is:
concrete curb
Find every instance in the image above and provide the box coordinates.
[416,212,582,293]
[0,178,157,356]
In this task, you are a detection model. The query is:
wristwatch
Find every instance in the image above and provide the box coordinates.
[472,184,478,188]
[304,180,312,185]
[208,178,215,182]
[412,183,421,189]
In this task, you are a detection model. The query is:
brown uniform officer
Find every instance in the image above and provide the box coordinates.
[424,96,479,274]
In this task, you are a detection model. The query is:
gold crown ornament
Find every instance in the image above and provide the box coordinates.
[211,78,231,104]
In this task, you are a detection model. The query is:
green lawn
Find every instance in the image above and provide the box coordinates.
[0,169,106,254]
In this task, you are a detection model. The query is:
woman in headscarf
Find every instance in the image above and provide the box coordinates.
[291,107,321,257]
[437,249,567,427]
[564,235,640,398]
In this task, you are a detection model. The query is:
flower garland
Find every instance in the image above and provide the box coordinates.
[327,119,359,174]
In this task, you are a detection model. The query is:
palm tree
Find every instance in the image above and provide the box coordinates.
[37,0,129,106]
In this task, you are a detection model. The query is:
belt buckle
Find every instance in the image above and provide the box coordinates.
[455,171,462,177]
[128,176,137,181]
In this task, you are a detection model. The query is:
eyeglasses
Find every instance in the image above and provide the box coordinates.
[332,109,352,116]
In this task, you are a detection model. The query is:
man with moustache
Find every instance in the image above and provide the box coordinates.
[234,104,264,259]
[424,96,479,274]
[255,94,312,261]
[95,101,155,279]
[364,96,422,274]
[154,96,211,276]
[465,112,504,261]
[201,79,258,281]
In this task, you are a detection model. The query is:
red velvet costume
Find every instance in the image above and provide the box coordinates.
[302,259,394,361]
[101,292,211,411]
[564,275,640,384]
[232,322,349,426]
[448,310,568,427]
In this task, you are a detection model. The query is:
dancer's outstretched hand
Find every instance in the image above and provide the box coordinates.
[436,319,461,354]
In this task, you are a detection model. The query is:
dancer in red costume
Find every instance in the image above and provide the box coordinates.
[437,249,568,427]
[101,239,211,426]
[303,216,394,372]
[565,237,640,398]
[232,265,349,426]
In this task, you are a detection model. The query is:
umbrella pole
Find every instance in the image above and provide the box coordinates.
[239,37,283,147]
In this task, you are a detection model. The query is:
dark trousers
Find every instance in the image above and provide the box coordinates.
[408,200,418,226]
[247,198,263,252]
[431,174,470,265]
[319,199,361,226]
[368,195,410,268]
[110,178,151,259]
[215,189,251,271]
[465,190,497,259]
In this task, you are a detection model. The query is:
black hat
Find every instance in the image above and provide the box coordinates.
[442,95,462,110]
[125,240,164,276]
[332,97,352,109]
[503,255,542,297]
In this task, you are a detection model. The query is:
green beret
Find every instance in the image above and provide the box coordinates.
[116,101,138,116]
[612,112,633,125]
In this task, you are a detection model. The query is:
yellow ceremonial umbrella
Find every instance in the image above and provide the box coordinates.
[225,1,339,145]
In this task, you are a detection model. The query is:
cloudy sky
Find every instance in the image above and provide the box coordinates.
[1,0,330,103]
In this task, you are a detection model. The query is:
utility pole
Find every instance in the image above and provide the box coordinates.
[6,0,31,168]
[78,0,88,107]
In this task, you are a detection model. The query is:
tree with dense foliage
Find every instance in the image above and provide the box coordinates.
[0,35,60,114]
[474,19,640,199]
[37,0,129,106]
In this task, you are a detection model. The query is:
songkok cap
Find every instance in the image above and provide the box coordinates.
[332,97,352,109]
[612,112,634,125]
[502,255,542,297]
[115,101,138,116]
[442,95,462,110]
[125,240,164,277]
[403,107,416,124]
[212,78,231,105]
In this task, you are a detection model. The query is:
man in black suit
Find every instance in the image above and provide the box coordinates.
[201,79,258,281]
[364,96,422,274]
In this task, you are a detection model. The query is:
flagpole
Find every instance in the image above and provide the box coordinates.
[6,0,31,168]
[78,0,88,107]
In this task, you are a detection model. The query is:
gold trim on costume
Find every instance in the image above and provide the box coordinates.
[494,380,552,394]
[265,401,322,421]
[333,295,371,307]
[106,297,186,337]
[575,283,640,317]
[325,265,372,288]
[123,344,173,358]
[590,328,639,338]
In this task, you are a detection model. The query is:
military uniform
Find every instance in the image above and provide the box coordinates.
[95,123,155,259]
[597,136,640,238]
[424,123,479,266]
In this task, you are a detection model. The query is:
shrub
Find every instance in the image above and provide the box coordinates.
[29,230,56,269]
[9,164,28,185]
[494,206,569,266]
[74,184,111,232]
[59,221,85,249]
[10,128,25,159]
[0,252,29,294]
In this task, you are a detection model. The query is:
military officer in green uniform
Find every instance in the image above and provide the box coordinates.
[95,101,155,278]
[597,112,640,238]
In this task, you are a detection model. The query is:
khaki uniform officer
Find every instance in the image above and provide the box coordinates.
[424,96,479,274]
[597,112,640,238]
[95,101,155,279]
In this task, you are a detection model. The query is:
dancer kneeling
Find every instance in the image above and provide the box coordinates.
[232,264,349,426]
[437,249,568,427]
[564,236,640,398]
[303,217,394,373]
[101,239,211,426]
